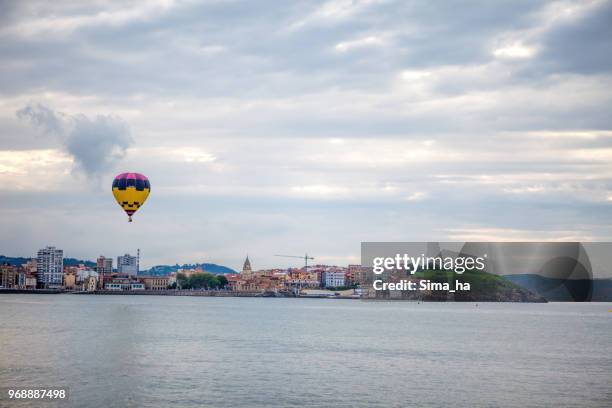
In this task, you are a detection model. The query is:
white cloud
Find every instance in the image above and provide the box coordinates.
[3,0,176,37]
[0,149,71,190]
[335,35,387,52]
[493,42,537,59]
[443,226,599,242]
[166,147,217,163]
[405,192,427,201]
[289,0,384,29]
[290,184,349,196]
[399,70,433,81]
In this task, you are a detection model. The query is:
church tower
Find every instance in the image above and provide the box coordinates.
[242,255,252,276]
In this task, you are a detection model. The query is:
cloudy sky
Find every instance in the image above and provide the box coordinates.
[1,0,611,271]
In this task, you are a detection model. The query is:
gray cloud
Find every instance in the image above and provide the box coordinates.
[0,1,556,98]
[536,1,612,75]
[16,103,132,176]
[15,103,64,134]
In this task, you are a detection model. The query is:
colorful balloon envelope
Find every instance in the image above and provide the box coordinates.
[112,173,150,222]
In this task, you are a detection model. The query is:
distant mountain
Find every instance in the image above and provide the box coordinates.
[505,274,612,302]
[0,255,95,268]
[1,255,235,275]
[0,255,30,266]
[145,263,236,276]
[64,258,96,268]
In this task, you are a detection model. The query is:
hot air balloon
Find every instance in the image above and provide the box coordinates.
[112,173,150,222]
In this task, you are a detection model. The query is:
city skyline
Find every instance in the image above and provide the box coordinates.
[4,242,612,280]
[3,244,609,300]
[1,1,611,269]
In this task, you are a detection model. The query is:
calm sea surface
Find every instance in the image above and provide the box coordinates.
[1,294,611,408]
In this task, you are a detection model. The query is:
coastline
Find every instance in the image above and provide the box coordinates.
[0,288,336,298]
[0,288,548,302]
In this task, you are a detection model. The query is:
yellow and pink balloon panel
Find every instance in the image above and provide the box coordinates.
[112,172,150,222]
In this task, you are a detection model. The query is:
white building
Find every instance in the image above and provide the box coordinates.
[117,252,139,276]
[37,246,63,288]
[322,270,346,288]
[76,269,99,283]
[105,282,144,291]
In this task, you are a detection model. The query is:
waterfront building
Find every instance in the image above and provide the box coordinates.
[24,259,37,274]
[225,268,285,292]
[76,268,99,283]
[309,267,324,283]
[17,270,36,289]
[105,282,145,290]
[226,274,244,291]
[37,246,64,288]
[102,272,115,288]
[63,272,76,290]
[84,275,97,292]
[117,252,139,276]
[242,273,284,292]
[321,269,346,288]
[96,256,113,289]
[1,264,19,288]
[347,265,368,286]
[16,270,25,288]
[139,276,170,290]
[225,256,258,291]
[242,255,252,276]
[105,277,145,291]
[286,269,320,289]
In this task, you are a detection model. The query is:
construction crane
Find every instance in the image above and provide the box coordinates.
[274,253,314,271]
[274,253,315,296]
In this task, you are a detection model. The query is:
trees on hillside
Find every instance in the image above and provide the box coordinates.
[176,272,227,289]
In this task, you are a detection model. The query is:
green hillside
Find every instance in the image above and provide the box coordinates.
[376,269,546,302]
